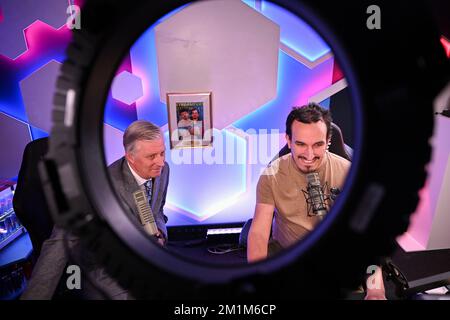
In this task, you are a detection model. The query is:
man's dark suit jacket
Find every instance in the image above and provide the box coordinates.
[21,157,169,299]
[108,157,170,239]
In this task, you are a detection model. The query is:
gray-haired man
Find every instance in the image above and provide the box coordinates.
[108,120,170,245]
[21,120,169,300]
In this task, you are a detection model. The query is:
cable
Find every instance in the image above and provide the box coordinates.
[207,244,243,255]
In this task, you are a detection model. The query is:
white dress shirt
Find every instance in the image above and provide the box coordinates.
[127,161,150,187]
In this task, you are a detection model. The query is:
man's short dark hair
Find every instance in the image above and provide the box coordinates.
[286,102,332,140]
[190,108,201,119]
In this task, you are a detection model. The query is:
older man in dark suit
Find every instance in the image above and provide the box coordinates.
[21,120,169,299]
[108,120,169,244]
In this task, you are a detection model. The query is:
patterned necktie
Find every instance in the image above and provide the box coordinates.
[144,179,153,206]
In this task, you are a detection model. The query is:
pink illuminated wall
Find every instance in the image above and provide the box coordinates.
[397,115,450,251]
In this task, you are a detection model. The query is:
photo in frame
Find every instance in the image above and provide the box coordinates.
[166,92,213,149]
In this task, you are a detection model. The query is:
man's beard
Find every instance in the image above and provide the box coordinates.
[299,166,313,174]
[297,156,320,174]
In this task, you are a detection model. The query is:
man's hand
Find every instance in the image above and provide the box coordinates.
[365,265,387,300]
[364,290,387,300]
[155,230,166,246]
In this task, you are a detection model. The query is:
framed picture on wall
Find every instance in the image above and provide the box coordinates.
[166,92,213,149]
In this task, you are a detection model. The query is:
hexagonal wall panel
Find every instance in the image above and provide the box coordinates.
[103,124,125,166]
[19,59,61,133]
[111,71,144,105]
[0,112,32,180]
[0,0,68,59]
[164,128,247,221]
[155,0,280,130]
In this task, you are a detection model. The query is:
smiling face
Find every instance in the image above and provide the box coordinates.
[191,109,199,120]
[286,120,330,173]
[125,137,166,179]
[180,111,189,120]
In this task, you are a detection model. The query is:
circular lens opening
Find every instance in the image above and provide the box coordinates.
[92,0,363,274]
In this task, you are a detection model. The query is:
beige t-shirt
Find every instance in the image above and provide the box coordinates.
[256,151,351,248]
